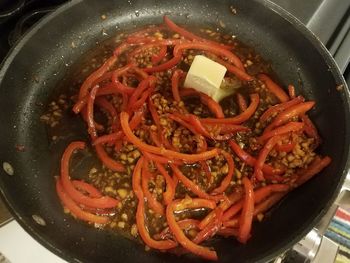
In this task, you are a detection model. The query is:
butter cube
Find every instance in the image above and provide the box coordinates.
[184,55,227,100]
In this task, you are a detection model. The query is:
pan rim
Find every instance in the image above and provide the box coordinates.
[0,0,349,262]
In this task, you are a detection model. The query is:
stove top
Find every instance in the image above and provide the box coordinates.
[0,0,349,262]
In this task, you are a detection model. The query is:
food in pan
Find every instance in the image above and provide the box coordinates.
[50,16,331,260]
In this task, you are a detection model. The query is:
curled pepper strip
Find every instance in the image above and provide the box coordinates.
[257,122,304,143]
[170,164,219,201]
[193,208,223,244]
[171,69,184,102]
[166,198,218,261]
[72,180,102,198]
[254,193,286,216]
[265,101,315,132]
[201,94,259,125]
[199,187,243,230]
[238,177,254,244]
[259,96,305,123]
[213,57,253,82]
[222,184,289,221]
[163,15,233,50]
[154,161,176,205]
[254,136,282,181]
[258,74,289,103]
[60,142,119,209]
[237,93,247,112]
[56,179,109,224]
[211,150,235,194]
[229,140,284,176]
[295,156,331,187]
[142,159,165,215]
[120,111,219,162]
[133,157,177,250]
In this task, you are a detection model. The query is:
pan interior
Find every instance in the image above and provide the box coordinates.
[0,0,349,262]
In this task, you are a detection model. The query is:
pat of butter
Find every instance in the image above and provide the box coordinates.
[184,55,227,101]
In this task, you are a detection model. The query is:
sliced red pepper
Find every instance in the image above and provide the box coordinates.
[301,114,321,146]
[237,177,254,244]
[193,208,223,244]
[258,122,304,143]
[120,111,219,162]
[95,144,125,172]
[254,192,286,216]
[142,151,183,165]
[254,136,282,181]
[201,94,259,125]
[86,86,99,140]
[258,74,289,102]
[265,101,315,132]
[199,187,243,229]
[56,179,109,224]
[217,227,238,237]
[163,15,232,50]
[152,45,168,64]
[133,157,177,250]
[154,161,176,205]
[155,219,200,240]
[179,88,225,119]
[95,97,119,132]
[60,142,119,209]
[229,140,284,176]
[259,96,305,123]
[142,159,165,215]
[222,184,289,221]
[171,69,184,102]
[170,164,219,201]
[213,57,253,81]
[237,93,247,112]
[211,151,235,194]
[166,198,218,261]
[174,42,244,71]
[72,180,102,198]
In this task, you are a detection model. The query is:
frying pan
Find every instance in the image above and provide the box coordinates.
[0,0,349,262]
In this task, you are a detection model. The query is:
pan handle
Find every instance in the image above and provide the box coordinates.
[0,199,13,227]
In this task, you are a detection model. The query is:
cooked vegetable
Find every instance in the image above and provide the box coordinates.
[51,16,331,261]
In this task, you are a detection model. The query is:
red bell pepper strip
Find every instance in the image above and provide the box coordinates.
[222,184,289,221]
[142,151,183,165]
[179,88,225,119]
[95,97,119,132]
[86,86,99,140]
[128,76,156,111]
[72,180,102,198]
[265,101,315,132]
[171,69,184,102]
[154,161,176,205]
[259,96,304,123]
[253,192,286,216]
[166,198,218,261]
[237,93,247,112]
[301,114,321,146]
[120,111,219,162]
[217,227,238,237]
[193,208,223,244]
[258,74,289,102]
[201,94,259,125]
[133,157,177,250]
[258,122,304,143]
[56,179,109,224]
[275,140,297,153]
[254,136,282,181]
[95,144,125,172]
[199,187,244,229]
[155,219,200,240]
[60,142,119,208]
[142,159,165,215]
[223,219,239,228]
[163,15,232,50]
[237,177,254,244]
[170,164,219,201]
[143,53,182,73]
[211,151,235,194]
[229,140,284,176]
[213,57,253,81]
[174,42,245,71]
[152,45,168,64]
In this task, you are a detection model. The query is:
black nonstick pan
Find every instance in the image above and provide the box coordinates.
[0,0,349,262]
